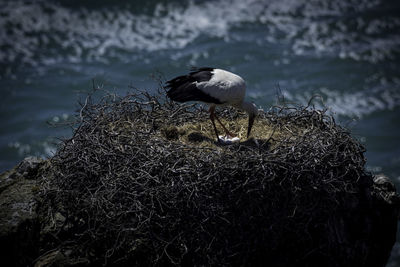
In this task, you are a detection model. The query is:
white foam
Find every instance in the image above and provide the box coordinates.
[282,83,400,119]
[8,139,57,158]
[0,0,398,68]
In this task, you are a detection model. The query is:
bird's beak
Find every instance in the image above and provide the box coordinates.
[247,114,255,138]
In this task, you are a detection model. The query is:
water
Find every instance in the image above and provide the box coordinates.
[0,0,399,264]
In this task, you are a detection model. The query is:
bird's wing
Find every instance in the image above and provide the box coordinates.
[166,68,223,104]
[195,69,246,105]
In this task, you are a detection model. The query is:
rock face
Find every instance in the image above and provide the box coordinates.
[370,175,400,265]
[0,157,43,267]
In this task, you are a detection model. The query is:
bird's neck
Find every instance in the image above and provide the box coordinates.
[239,101,258,116]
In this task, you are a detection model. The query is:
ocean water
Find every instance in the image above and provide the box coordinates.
[0,0,399,264]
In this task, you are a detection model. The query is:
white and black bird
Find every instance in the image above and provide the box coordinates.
[165,67,258,142]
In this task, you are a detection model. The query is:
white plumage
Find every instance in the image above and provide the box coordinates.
[166,67,258,142]
[195,69,246,105]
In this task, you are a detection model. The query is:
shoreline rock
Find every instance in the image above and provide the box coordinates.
[0,157,43,267]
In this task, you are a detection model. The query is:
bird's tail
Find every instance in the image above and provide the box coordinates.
[165,76,195,102]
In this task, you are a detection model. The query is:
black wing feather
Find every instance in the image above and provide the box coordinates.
[165,67,223,104]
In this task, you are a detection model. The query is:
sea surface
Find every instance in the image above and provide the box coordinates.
[0,0,399,264]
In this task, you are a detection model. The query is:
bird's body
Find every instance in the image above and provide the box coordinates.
[166,67,258,142]
[195,68,246,107]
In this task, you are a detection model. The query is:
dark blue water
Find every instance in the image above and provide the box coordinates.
[1,0,399,264]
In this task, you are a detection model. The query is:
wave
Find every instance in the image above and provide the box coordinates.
[8,139,57,159]
[0,0,399,69]
[280,82,400,119]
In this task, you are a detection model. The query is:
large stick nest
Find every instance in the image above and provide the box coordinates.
[40,86,370,266]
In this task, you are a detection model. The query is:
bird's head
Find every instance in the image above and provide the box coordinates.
[242,102,258,138]
[247,112,256,138]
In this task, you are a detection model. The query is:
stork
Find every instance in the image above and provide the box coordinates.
[165,67,258,142]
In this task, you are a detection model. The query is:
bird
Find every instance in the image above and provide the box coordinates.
[165,67,258,142]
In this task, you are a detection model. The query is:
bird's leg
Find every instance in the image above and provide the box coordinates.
[214,114,236,138]
[209,106,220,142]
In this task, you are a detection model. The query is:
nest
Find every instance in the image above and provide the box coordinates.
[40,87,370,266]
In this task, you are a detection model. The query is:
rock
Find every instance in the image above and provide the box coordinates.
[0,157,44,267]
[373,174,399,204]
[17,156,44,178]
